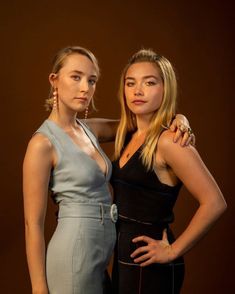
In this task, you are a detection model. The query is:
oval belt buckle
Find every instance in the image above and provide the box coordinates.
[110,204,118,223]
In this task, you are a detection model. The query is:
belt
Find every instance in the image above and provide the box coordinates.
[58,202,118,223]
[118,218,168,235]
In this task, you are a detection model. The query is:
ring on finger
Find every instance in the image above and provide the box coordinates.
[187,127,193,136]
[179,124,187,132]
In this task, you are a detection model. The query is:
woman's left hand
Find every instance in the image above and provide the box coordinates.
[130,230,175,266]
[170,114,195,146]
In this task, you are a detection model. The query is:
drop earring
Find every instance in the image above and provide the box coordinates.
[53,88,58,110]
[84,106,89,120]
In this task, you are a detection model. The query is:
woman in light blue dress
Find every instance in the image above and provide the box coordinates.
[23,47,118,294]
[23,46,192,294]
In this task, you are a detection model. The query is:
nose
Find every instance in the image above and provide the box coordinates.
[79,78,89,93]
[134,84,144,96]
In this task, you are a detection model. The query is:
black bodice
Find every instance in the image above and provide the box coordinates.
[111,142,182,225]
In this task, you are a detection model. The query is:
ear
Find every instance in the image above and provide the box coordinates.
[49,73,58,88]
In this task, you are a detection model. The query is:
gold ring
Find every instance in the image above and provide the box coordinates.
[179,124,187,132]
[188,127,193,135]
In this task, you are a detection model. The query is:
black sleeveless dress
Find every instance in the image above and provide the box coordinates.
[111,134,185,294]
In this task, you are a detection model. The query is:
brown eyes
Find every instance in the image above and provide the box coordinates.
[145,81,156,86]
[125,81,157,87]
[125,82,135,87]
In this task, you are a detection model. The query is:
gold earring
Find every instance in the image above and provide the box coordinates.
[84,106,89,120]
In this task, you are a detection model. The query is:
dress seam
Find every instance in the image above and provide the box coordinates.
[138,267,142,294]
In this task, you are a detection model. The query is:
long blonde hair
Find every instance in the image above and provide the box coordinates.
[115,49,177,170]
[45,46,100,111]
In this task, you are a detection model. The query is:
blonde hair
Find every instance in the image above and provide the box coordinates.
[45,46,100,111]
[115,49,177,170]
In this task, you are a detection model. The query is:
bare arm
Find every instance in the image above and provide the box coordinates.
[23,134,54,293]
[85,114,194,145]
[84,118,119,142]
[131,131,226,265]
[161,131,226,258]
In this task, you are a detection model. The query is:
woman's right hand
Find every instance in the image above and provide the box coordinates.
[130,229,176,266]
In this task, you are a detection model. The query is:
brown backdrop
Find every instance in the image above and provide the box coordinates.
[0,0,234,293]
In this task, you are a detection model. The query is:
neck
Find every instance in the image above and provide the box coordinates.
[135,113,153,135]
[49,108,78,129]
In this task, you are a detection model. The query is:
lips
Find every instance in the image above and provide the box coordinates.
[132,99,147,105]
[74,97,88,103]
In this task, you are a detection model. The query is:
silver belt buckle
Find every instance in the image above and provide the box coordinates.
[110,204,118,223]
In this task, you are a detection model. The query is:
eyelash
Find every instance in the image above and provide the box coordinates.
[145,81,156,86]
[71,75,80,81]
[88,79,96,86]
[126,82,135,87]
[71,76,96,86]
[125,81,156,87]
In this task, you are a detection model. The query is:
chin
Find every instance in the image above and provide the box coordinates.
[130,109,155,116]
[70,105,86,113]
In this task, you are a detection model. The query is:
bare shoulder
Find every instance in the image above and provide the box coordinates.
[26,133,53,155]
[158,130,177,152]
[158,129,197,160]
[23,133,54,172]
[158,129,175,145]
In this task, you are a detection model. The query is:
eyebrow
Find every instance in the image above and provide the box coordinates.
[125,75,159,80]
[70,70,98,79]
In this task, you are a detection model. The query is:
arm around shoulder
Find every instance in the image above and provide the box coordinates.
[84,118,119,142]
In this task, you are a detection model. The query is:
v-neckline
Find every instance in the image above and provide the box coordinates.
[118,144,143,169]
[46,119,109,179]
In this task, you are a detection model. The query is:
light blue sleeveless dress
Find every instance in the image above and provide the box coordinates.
[35,119,116,294]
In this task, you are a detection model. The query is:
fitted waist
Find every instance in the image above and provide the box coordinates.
[58,202,118,223]
[118,216,168,235]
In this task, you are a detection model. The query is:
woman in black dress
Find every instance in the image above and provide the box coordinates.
[111,49,226,293]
